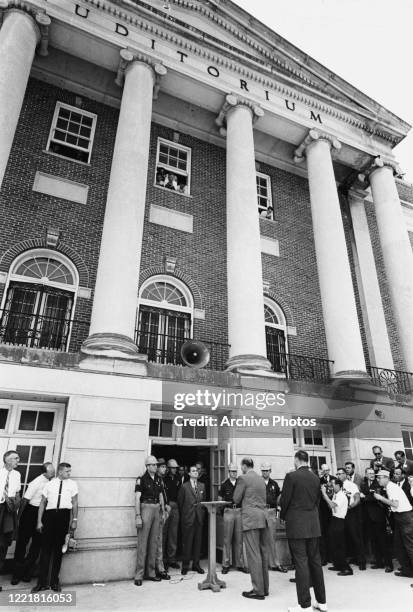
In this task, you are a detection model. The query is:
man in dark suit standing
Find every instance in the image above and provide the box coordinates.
[280,450,327,612]
[177,465,205,575]
[394,451,413,476]
[370,446,394,474]
[233,457,269,600]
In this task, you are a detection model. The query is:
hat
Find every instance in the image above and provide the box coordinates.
[145,455,158,466]
[260,462,271,470]
[157,457,166,466]
[228,463,238,471]
[167,459,179,468]
[376,469,390,477]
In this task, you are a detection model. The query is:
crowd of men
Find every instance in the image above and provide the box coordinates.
[134,445,413,610]
[0,450,78,593]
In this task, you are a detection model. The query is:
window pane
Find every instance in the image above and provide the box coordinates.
[27,464,43,483]
[292,428,297,445]
[160,419,173,437]
[31,446,46,463]
[19,411,37,431]
[303,429,313,445]
[149,419,159,437]
[0,409,8,429]
[182,424,193,438]
[37,412,54,432]
[195,425,207,439]
[313,430,323,445]
[15,445,30,463]
[402,430,411,448]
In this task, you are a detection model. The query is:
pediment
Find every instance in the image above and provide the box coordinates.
[115,0,408,132]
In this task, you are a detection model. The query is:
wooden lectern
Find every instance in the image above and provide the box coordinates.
[198,501,230,592]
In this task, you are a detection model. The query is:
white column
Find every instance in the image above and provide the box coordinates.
[223,94,271,372]
[0,6,44,189]
[348,187,394,369]
[295,130,367,379]
[368,159,413,371]
[81,53,166,361]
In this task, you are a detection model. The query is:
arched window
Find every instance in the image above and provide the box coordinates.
[0,250,78,351]
[137,276,193,364]
[264,298,288,373]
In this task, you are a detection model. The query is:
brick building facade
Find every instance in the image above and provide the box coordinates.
[1,0,413,584]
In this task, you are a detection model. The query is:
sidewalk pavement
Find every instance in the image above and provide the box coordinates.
[0,566,412,612]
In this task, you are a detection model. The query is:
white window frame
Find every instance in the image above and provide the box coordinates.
[256,172,273,218]
[46,102,97,164]
[149,410,216,445]
[155,138,192,195]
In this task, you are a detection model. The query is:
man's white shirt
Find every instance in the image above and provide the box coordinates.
[332,490,348,519]
[0,467,21,502]
[342,480,359,506]
[42,477,78,510]
[385,481,413,513]
[24,474,49,507]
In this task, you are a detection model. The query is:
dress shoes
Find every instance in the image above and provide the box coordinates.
[192,565,205,574]
[22,575,32,583]
[370,565,384,569]
[289,578,296,583]
[359,563,366,571]
[31,585,48,593]
[394,570,413,577]
[168,562,180,569]
[242,590,265,600]
[11,577,20,585]
[237,567,249,573]
[337,570,353,576]
[272,565,287,573]
[51,584,62,592]
[157,571,170,580]
[385,566,393,573]
[146,576,161,582]
[221,566,229,574]
[134,580,142,586]
[327,566,338,571]
[181,568,188,575]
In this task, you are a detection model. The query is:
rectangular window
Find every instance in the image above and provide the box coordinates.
[47,102,97,163]
[149,418,174,438]
[257,172,273,218]
[402,429,413,459]
[155,138,191,195]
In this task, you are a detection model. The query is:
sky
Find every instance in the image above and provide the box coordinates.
[234,0,413,181]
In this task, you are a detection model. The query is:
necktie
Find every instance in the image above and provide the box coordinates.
[3,472,9,499]
[57,480,63,509]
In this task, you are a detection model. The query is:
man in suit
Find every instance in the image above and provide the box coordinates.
[370,446,394,474]
[177,465,205,575]
[394,451,413,476]
[280,450,327,612]
[233,457,269,600]
[393,467,413,505]
[360,467,393,571]
[344,462,363,488]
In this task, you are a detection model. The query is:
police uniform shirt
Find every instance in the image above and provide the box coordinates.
[42,478,78,510]
[24,474,49,507]
[164,474,181,502]
[385,481,413,513]
[135,471,162,503]
[218,478,239,505]
[342,480,359,506]
[265,478,281,507]
[332,490,348,519]
[0,467,21,502]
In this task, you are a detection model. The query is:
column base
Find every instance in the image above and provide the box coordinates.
[332,370,371,384]
[80,333,147,364]
[225,354,273,374]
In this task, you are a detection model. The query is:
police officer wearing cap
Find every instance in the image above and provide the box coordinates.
[155,459,171,580]
[261,462,287,572]
[218,463,247,574]
[163,458,181,569]
[134,456,164,586]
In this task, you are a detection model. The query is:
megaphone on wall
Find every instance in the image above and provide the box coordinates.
[180,340,210,369]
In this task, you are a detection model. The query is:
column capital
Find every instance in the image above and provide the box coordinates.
[114,48,167,99]
[359,156,404,184]
[215,93,264,136]
[294,129,341,163]
[0,2,51,48]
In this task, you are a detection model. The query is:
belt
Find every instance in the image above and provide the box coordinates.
[141,500,160,504]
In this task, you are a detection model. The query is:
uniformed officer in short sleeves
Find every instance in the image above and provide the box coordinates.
[261,462,286,572]
[219,463,247,574]
[134,456,164,586]
[32,462,78,592]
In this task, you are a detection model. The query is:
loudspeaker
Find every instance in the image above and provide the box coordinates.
[180,340,210,369]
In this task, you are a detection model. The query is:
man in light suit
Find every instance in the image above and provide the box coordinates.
[177,465,205,575]
[280,450,327,612]
[233,457,269,600]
